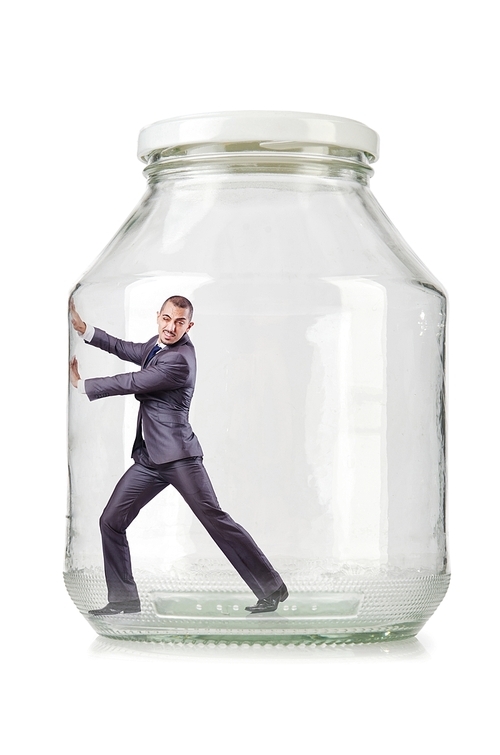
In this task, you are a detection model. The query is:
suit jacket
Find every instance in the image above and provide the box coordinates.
[84,327,203,464]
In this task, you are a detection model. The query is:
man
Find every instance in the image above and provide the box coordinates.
[69,295,288,616]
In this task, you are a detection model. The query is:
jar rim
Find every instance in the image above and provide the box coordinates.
[137,111,379,164]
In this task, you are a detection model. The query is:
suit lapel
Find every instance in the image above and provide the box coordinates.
[140,333,190,368]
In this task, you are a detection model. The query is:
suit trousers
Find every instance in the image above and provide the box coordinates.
[99,446,283,603]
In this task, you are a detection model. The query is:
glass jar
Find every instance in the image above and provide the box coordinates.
[66,111,449,644]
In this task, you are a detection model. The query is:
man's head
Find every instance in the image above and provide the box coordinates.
[157,296,194,346]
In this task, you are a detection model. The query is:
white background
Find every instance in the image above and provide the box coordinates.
[2,1,498,752]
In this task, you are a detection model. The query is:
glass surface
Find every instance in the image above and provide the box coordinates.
[66,131,449,643]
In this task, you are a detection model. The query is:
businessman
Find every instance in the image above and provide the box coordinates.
[70,295,288,616]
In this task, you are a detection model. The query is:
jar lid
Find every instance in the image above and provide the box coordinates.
[137,111,379,163]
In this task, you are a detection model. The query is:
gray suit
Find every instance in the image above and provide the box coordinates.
[84,328,283,604]
[85,327,203,463]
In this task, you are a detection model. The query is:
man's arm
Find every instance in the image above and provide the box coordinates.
[88,328,146,366]
[83,354,189,401]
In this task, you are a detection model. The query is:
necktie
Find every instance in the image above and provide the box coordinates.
[145,344,161,366]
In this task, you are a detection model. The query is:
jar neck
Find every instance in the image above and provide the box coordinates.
[142,141,374,185]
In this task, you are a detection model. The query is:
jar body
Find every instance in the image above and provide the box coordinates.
[66,153,449,643]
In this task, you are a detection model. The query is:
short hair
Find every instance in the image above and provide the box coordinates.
[160,295,194,321]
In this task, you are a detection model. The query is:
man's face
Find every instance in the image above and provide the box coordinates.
[157,302,194,345]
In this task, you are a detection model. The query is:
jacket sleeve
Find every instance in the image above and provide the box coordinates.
[84,353,189,401]
[88,327,145,366]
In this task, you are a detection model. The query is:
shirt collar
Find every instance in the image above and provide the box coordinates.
[156,333,189,349]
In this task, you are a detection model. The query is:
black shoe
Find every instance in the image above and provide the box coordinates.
[88,600,141,616]
[245,583,288,614]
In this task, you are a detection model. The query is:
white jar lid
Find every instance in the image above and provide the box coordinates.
[137,111,379,163]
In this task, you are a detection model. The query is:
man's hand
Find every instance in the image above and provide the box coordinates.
[70,356,81,388]
[70,299,86,335]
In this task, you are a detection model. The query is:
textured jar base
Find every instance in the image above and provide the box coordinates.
[64,568,450,645]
